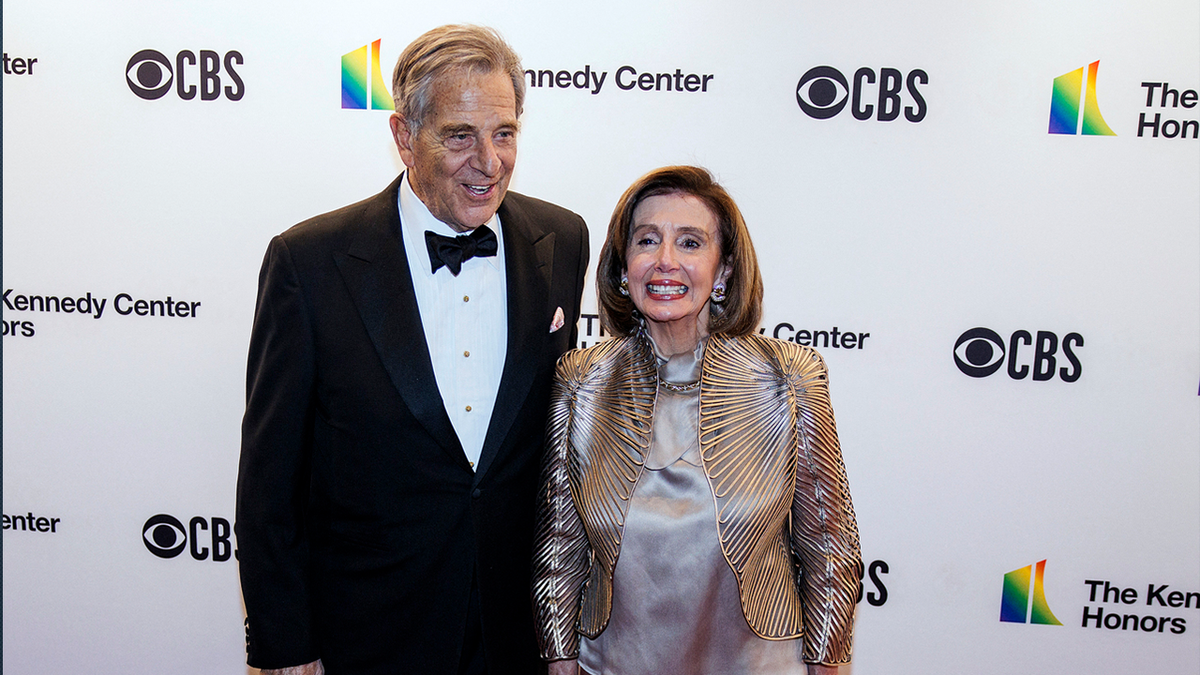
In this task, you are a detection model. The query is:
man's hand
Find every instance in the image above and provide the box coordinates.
[547,659,578,675]
[260,659,324,675]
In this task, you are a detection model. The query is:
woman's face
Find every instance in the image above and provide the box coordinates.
[624,192,729,340]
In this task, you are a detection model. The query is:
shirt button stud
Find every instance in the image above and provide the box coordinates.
[465,405,472,412]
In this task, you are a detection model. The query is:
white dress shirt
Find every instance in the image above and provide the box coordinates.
[398,172,508,470]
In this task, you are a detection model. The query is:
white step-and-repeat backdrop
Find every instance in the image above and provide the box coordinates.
[4,1,1198,673]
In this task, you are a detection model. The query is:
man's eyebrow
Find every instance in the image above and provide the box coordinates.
[438,123,477,135]
[437,119,521,136]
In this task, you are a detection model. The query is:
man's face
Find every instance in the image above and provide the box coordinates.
[391,70,519,232]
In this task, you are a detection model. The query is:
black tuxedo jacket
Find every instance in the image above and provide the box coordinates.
[236,175,589,674]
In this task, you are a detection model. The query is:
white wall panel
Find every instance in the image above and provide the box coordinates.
[4,1,1197,673]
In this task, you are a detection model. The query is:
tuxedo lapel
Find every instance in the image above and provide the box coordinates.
[332,177,467,466]
[474,197,555,479]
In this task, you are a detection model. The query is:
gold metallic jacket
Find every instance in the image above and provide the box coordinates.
[533,332,862,665]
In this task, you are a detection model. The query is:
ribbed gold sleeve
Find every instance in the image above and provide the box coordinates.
[704,334,861,663]
[532,337,656,660]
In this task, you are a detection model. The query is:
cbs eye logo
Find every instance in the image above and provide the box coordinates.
[796,67,850,119]
[126,49,244,101]
[954,327,1083,382]
[142,513,235,562]
[796,65,927,122]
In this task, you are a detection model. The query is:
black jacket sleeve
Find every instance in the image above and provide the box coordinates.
[235,235,320,669]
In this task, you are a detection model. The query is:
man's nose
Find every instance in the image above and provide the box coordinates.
[473,137,500,175]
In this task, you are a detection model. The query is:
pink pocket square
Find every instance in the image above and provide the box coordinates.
[549,307,565,333]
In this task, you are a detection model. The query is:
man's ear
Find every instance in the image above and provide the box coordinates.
[390,113,417,167]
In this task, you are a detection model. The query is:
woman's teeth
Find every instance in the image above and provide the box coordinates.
[648,284,687,295]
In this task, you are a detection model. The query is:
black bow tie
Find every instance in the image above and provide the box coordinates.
[424,225,498,276]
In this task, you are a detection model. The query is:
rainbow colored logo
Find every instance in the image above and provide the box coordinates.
[1000,559,1063,625]
[342,39,393,110]
[1048,60,1115,135]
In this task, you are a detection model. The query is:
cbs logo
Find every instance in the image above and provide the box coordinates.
[954,327,1083,382]
[796,65,927,122]
[142,514,235,562]
[857,559,890,607]
[125,49,244,101]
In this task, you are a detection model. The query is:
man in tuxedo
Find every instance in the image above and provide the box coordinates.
[236,25,589,675]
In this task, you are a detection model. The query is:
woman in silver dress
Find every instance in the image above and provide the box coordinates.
[533,166,861,675]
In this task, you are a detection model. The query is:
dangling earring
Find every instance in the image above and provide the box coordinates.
[619,276,630,296]
[710,283,726,303]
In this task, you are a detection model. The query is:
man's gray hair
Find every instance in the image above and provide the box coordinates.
[392,24,525,134]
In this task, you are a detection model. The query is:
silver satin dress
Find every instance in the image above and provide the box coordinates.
[578,340,806,675]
